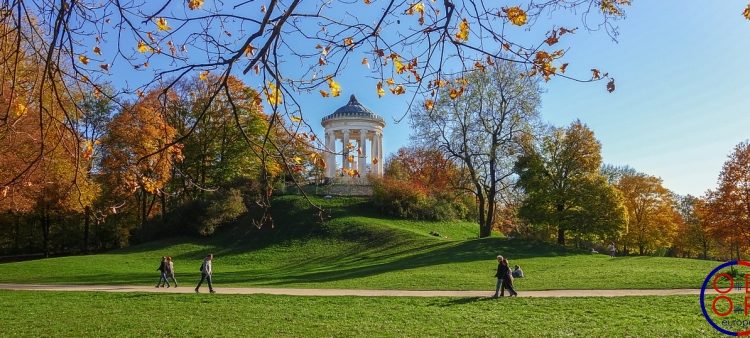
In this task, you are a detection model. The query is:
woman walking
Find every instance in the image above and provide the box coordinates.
[156,256,170,288]
[166,256,178,288]
[493,255,518,297]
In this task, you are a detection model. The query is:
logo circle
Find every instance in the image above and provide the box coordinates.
[700,260,750,336]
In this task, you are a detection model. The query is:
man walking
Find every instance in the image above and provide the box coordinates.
[195,254,215,294]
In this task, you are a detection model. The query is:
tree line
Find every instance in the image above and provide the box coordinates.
[378,61,747,260]
[0,29,313,256]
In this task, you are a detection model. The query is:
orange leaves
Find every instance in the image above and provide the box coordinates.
[244,43,256,57]
[342,168,359,177]
[530,50,564,81]
[361,57,369,68]
[392,55,405,74]
[327,78,341,97]
[155,18,171,31]
[100,63,109,71]
[560,63,568,74]
[591,68,601,80]
[474,60,485,72]
[607,78,616,93]
[137,41,150,53]
[187,0,204,10]
[424,99,434,110]
[449,87,464,100]
[15,103,27,116]
[310,152,326,169]
[93,46,102,56]
[405,2,426,25]
[600,0,629,16]
[503,6,527,26]
[319,90,329,97]
[78,55,89,65]
[744,4,750,20]
[343,37,354,47]
[455,18,470,42]
[390,84,406,95]
[264,82,283,106]
[198,71,209,81]
[82,140,94,160]
[376,81,386,98]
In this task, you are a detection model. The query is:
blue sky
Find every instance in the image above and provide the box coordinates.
[299,1,750,197]
[105,1,750,197]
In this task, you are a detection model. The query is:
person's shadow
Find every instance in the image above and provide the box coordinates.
[433,296,497,307]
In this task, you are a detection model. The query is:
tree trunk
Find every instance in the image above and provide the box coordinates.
[161,191,167,224]
[140,190,147,241]
[42,205,50,258]
[83,206,90,254]
[639,245,644,256]
[557,228,565,246]
[556,204,565,245]
[476,192,489,238]
[14,213,20,252]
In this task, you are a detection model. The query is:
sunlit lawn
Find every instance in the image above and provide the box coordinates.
[0,196,721,291]
[0,290,718,337]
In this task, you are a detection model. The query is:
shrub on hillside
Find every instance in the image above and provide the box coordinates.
[371,178,475,221]
[167,188,248,236]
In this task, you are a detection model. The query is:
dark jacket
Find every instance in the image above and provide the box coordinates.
[157,261,167,272]
[495,264,511,279]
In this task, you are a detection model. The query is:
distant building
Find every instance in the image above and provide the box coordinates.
[321,95,385,179]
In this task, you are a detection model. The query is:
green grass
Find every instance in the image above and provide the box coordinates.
[0,290,719,337]
[0,195,721,290]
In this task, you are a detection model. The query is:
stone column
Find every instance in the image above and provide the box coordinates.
[371,132,379,176]
[325,131,336,178]
[342,129,350,171]
[358,129,367,176]
[376,131,384,175]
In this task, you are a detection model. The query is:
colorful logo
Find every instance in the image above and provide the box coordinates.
[701,260,750,336]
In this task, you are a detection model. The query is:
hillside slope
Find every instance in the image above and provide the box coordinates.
[0,195,719,290]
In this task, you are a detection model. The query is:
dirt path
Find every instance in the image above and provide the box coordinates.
[0,283,718,297]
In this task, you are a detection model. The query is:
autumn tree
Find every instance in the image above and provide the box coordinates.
[385,146,464,192]
[0,0,646,208]
[100,90,182,240]
[616,172,679,255]
[673,195,712,259]
[0,20,99,256]
[705,141,750,260]
[515,120,627,245]
[169,74,272,199]
[411,62,540,237]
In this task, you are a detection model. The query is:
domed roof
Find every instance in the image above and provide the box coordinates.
[322,95,384,123]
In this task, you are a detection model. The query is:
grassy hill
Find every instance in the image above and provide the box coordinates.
[0,195,720,290]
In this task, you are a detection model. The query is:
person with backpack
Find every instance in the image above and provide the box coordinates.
[195,254,215,294]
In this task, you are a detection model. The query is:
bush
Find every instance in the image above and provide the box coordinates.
[371,178,475,221]
[200,188,247,235]
[166,188,248,236]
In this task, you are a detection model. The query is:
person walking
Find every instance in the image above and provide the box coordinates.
[195,254,215,294]
[608,242,617,257]
[156,256,170,288]
[493,255,518,297]
[165,256,177,288]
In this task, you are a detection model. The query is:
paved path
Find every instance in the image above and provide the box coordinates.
[0,283,718,298]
